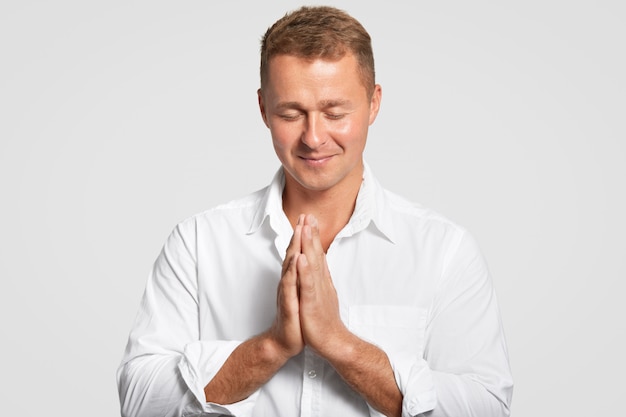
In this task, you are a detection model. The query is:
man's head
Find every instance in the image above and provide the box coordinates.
[258,6,382,196]
[260,6,375,98]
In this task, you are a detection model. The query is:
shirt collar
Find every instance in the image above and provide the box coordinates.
[342,162,396,244]
[248,162,396,244]
[248,168,288,236]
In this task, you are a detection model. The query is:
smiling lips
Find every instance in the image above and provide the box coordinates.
[299,155,334,166]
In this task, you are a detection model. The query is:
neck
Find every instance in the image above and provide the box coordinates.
[282,165,363,251]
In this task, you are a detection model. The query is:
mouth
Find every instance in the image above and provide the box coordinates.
[299,155,334,166]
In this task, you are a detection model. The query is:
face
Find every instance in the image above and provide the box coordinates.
[259,53,381,195]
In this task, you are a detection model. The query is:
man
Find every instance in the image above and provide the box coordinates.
[118,6,513,417]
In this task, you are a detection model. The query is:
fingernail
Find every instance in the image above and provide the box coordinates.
[304,225,311,239]
[310,215,318,228]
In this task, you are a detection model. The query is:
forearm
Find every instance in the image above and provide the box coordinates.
[203,331,292,405]
[325,332,402,417]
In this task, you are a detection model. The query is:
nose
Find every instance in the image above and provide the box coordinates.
[301,113,327,150]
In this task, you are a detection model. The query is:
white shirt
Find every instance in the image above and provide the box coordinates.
[117,164,513,417]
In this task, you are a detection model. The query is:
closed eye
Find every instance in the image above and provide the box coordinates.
[325,113,346,120]
[278,113,302,121]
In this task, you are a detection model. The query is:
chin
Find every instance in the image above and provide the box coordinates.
[296,178,338,192]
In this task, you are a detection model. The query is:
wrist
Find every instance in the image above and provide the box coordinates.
[315,325,358,364]
[258,331,297,366]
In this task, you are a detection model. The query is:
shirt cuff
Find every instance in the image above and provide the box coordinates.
[178,340,260,416]
[390,354,437,417]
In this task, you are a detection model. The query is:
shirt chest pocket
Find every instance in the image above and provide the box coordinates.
[348,305,428,359]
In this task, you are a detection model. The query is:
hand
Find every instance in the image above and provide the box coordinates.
[268,215,305,359]
[297,214,350,357]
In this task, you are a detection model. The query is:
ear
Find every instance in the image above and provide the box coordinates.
[258,89,270,128]
[368,84,382,126]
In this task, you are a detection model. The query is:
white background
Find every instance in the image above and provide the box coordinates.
[1,1,624,415]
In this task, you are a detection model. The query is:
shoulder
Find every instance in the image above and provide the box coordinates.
[380,189,488,278]
[382,188,466,236]
[375,186,481,266]
[196,187,267,221]
[172,186,269,239]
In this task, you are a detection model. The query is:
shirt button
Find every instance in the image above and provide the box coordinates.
[307,370,317,379]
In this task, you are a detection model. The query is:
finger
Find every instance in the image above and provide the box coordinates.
[302,215,325,270]
[282,253,298,284]
[308,215,325,259]
[282,215,305,275]
[301,217,336,294]
[291,214,305,253]
[279,254,300,309]
[296,253,315,297]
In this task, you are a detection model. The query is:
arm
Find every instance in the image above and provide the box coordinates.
[117,222,223,417]
[315,329,403,417]
[118,220,279,417]
[420,231,513,416]
[296,216,513,417]
[201,331,292,404]
[203,220,306,403]
[203,214,403,415]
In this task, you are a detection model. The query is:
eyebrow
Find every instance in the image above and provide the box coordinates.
[275,99,352,110]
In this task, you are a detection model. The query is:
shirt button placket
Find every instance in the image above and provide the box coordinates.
[301,347,323,417]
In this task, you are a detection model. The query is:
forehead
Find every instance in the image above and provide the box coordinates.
[267,53,356,75]
[264,54,368,99]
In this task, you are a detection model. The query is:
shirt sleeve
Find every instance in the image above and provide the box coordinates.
[117,220,260,417]
[390,230,513,417]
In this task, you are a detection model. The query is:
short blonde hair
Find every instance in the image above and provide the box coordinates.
[260,6,375,96]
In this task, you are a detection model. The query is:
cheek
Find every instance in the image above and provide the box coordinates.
[332,118,369,146]
[270,124,298,152]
